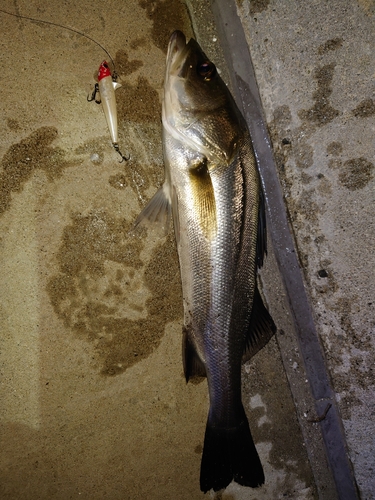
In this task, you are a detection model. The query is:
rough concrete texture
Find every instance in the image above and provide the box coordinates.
[0,1,318,499]
[236,0,375,498]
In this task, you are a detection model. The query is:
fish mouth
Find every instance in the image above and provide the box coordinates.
[163,31,190,133]
[166,30,190,78]
[168,30,187,57]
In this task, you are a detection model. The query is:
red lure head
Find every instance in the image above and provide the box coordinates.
[98,61,112,81]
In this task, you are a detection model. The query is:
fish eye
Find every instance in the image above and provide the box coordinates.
[197,61,216,81]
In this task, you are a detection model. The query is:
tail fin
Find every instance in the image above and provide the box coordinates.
[200,406,264,493]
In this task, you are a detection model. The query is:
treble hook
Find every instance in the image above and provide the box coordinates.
[87,83,101,104]
[113,143,130,162]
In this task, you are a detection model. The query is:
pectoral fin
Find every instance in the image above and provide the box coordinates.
[242,286,276,362]
[189,158,217,240]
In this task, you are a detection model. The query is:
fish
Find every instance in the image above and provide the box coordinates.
[135,30,276,493]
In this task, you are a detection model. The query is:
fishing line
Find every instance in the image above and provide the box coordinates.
[0,7,130,160]
[0,8,117,76]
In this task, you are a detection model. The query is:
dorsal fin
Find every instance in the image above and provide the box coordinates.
[256,188,267,269]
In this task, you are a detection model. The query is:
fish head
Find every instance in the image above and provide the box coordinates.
[163,31,244,165]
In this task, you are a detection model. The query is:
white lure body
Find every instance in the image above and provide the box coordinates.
[97,61,121,145]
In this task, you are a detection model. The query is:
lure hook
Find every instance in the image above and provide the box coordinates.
[87,83,101,104]
[113,143,130,162]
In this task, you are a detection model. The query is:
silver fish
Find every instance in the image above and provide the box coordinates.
[136,31,276,492]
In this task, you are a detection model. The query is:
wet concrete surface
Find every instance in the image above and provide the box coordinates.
[0,0,372,499]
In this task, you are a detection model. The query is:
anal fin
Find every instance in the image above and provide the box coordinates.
[182,327,206,382]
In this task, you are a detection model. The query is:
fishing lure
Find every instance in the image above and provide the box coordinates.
[88,61,129,162]
[0,8,129,162]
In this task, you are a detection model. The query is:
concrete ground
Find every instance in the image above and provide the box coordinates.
[0,0,373,499]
